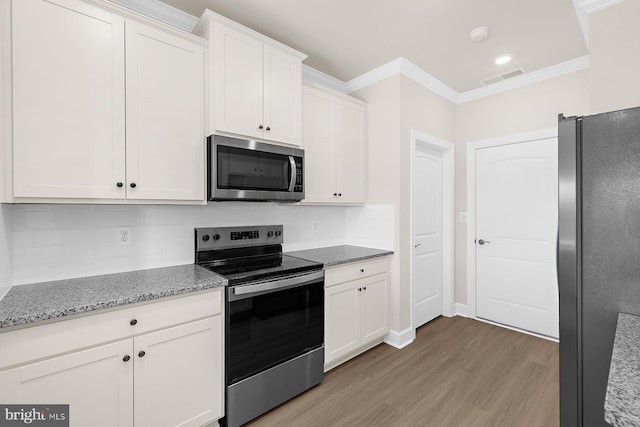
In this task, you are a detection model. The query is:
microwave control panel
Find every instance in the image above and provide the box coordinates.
[294,158,303,192]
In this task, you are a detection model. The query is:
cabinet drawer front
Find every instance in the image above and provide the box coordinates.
[325,257,390,287]
[0,290,222,370]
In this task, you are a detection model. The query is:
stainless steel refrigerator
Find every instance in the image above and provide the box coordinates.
[558,106,640,426]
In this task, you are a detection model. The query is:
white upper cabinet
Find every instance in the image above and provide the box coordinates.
[301,85,337,204]
[262,45,303,145]
[125,20,205,202]
[213,23,264,140]
[10,0,126,200]
[196,11,306,146]
[1,0,207,204]
[301,82,367,205]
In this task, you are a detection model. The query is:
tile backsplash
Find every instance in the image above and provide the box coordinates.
[0,205,12,288]
[2,203,393,286]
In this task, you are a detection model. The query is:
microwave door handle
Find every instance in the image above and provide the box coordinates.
[288,156,296,192]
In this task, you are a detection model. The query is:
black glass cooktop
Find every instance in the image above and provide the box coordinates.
[199,253,321,285]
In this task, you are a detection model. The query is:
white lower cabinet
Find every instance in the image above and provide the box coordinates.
[135,317,221,427]
[324,258,390,369]
[0,290,223,427]
[0,340,134,427]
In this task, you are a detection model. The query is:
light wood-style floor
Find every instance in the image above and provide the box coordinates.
[247,316,559,427]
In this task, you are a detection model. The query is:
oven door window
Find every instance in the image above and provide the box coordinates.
[217,145,291,191]
[227,281,323,384]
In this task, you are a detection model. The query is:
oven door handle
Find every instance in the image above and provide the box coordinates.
[288,155,296,192]
[230,270,324,300]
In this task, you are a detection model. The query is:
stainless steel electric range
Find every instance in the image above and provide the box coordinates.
[195,225,324,427]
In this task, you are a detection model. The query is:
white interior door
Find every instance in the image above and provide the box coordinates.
[412,144,443,328]
[475,138,558,338]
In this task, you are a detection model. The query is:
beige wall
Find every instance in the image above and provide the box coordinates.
[351,69,586,326]
[352,76,404,332]
[352,75,455,334]
[454,70,590,304]
[590,0,640,113]
[338,0,638,327]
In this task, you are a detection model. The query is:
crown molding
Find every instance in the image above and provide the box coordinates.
[573,0,624,45]
[456,55,590,104]
[343,57,459,103]
[574,0,624,14]
[106,0,595,106]
[302,55,590,105]
[108,0,198,32]
[302,65,349,93]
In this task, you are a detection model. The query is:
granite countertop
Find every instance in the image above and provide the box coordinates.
[0,264,226,329]
[286,245,393,267]
[605,312,640,426]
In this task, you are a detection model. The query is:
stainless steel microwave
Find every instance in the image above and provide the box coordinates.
[208,135,304,202]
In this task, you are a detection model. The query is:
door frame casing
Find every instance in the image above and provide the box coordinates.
[410,129,455,334]
[465,128,557,319]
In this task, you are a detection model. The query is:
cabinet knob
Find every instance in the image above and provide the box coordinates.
[130,183,137,188]
[138,350,146,358]
[123,355,131,362]
[258,125,264,130]
[363,286,367,291]
[333,193,338,196]
[116,182,123,188]
[358,287,362,291]
[130,319,137,326]
[360,269,364,273]
[266,126,271,131]
[338,193,342,197]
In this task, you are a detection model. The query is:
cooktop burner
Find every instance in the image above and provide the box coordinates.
[194,225,322,285]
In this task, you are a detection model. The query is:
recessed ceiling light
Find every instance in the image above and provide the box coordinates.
[495,55,512,65]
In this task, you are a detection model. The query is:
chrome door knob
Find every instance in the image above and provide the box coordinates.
[478,239,491,245]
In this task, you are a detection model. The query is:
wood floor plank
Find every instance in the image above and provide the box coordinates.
[246,316,559,427]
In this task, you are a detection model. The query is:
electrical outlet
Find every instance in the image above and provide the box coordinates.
[312,221,319,232]
[117,227,131,245]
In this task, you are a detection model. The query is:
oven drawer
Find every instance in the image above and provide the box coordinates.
[325,257,391,287]
[0,289,222,370]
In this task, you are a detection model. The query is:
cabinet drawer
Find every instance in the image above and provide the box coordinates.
[325,257,390,287]
[0,289,222,370]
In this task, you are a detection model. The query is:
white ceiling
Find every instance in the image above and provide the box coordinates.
[158,0,588,93]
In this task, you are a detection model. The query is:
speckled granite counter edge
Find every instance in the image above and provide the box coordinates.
[1,284,223,329]
[0,265,227,329]
[604,312,640,427]
[286,245,394,267]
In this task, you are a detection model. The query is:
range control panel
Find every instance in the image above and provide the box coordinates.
[196,225,284,251]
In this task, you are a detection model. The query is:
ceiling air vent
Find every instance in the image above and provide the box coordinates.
[481,68,525,86]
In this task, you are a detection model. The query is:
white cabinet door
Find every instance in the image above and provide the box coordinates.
[214,23,263,139]
[263,45,301,145]
[11,0,126,199]
[325,282,360,364]
[301,85,337,203]
[0,340,134,427]
[360,273,390,343]
[336,99,366,204]
[134,317,222,427]
[301,83,366,205]
[125,20,205,202]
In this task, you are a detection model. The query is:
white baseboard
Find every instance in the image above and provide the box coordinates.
[454,303,469,317]
[383,327,414,349]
